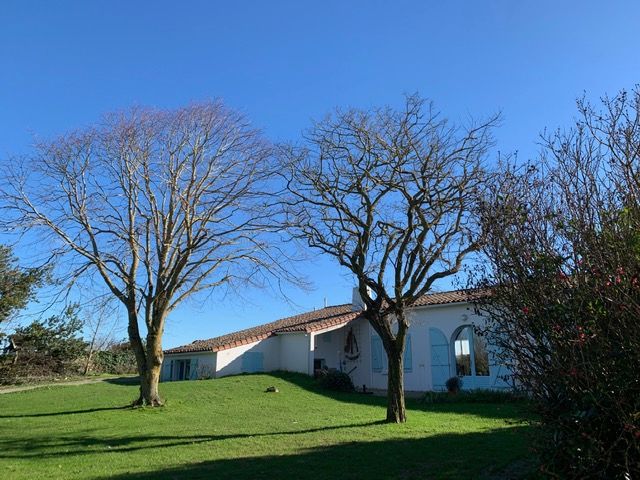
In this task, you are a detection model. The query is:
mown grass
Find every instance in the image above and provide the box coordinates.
[0,372,535,479]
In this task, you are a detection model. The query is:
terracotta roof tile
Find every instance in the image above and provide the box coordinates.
[164,289,484,355]
[412,289,488,307]
[164,304,357,354]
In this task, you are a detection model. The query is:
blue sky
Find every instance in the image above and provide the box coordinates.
[1,1,639,348]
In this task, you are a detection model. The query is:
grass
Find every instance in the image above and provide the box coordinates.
[0,373,138,391]
[0,372,535,479]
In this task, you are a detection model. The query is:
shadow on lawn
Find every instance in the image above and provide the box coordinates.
[0,405,131,418]
[104,376,141,386]
[0,373,536,478]
[92,427,535,480]
[264,371,532,422]
[0,420,386,459]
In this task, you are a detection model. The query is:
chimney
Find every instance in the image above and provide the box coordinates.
[351,286,371,312]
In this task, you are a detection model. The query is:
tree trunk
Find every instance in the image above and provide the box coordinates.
[136,361,163,406]
[132,319,165,407]
[127,308,147,377]
[125,307,161,407]
[83,348,93,375]
[386,348,406,423]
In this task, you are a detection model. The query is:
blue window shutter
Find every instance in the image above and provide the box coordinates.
[190,359,199,380]
[404,334,413,372]
[371,335,383,372]
[162,360,173,382]
[430,328,451,391]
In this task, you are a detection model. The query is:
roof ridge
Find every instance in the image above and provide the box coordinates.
[165,288,485,355]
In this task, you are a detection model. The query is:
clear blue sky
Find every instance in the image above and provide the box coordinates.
[1,1,639,348]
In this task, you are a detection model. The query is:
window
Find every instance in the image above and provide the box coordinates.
[453,326,489,377]
[371,335,384,372]
[371,334,413,373]
[174,359,191,381]
[404,334,413,373]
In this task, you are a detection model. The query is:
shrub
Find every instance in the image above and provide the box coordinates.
[420,389,525,405]
[316,370,355,392]
[0,306,87,383]
[473,89,640,478]
[91,342,137,375]
[445,376,462,394]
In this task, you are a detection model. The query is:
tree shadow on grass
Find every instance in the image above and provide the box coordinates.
[0,420,386,459]
[259,371,533,422]
[0,405,130,418]
[91,427,535,480]
[103,376,140,386]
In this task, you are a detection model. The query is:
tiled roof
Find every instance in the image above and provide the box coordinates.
[412,289,488,307]
[164,289,483,355]
[164,304,358,354]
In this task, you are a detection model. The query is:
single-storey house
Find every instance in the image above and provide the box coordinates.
[162,288,511,391]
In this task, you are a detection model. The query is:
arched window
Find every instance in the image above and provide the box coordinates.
[453,326,489,377]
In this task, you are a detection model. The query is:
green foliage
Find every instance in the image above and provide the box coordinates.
[91,342,138,375]
[0,305,87,383]
[445,376,462,393]
[420,389,527,405]
[479,247,640,478]
[475,89,640,478]
[315,369,355,392]
[0,245,46,323]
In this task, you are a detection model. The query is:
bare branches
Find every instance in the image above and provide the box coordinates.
[281,94,496,422]
[1,100,300,405]
[283,94,496,321]
[472,87,640,477]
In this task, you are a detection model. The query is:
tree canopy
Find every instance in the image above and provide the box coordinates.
[2,101,297,405]
[283,95,497,422]
[0,245,45,324]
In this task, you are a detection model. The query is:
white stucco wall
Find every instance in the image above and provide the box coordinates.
[163,300,511,391]
[367,302,511,391]
[279,332,313,375]
[313,328,344,371]
[312,317,371,390]
[342,317,371,390]
[215,336,280,377]
[165,331,317,380]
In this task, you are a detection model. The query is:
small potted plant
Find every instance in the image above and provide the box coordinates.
[445,376,463,395]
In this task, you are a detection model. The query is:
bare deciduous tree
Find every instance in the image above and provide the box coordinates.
[282,95,496,422]
[2,101,295,406]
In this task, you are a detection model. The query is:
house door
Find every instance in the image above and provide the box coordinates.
[429,328,450,391]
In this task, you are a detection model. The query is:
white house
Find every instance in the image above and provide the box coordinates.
[162,288,510,392]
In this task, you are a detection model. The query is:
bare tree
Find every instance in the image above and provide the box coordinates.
[282,95,496,422]
[2,101,295,406]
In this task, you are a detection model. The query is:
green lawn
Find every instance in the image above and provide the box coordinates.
[0,373,534,479]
